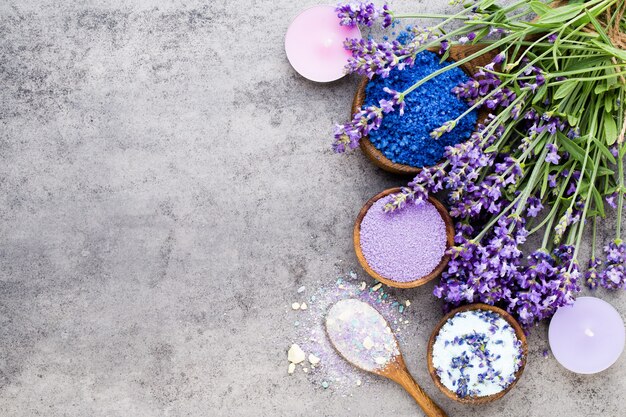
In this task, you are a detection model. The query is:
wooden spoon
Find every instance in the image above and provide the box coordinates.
[325,299,448,417]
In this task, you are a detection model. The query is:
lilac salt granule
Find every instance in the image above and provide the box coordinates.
[359,198,446,282]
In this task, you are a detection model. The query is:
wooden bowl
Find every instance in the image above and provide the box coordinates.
[353,187,455,289]
[352,44,499,175]
[426,303,528,405]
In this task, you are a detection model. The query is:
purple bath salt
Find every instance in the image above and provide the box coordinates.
[359,198,447,282]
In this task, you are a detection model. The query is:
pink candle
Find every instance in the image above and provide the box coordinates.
[549,297,625,374]
[285,5,361,82]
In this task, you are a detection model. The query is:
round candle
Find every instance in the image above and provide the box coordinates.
[549,297,625,374]
[285,5,361,82]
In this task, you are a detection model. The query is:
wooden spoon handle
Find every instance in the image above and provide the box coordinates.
[394,370,448,417]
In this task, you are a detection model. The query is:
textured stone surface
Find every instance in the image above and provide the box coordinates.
[1,1,625,416]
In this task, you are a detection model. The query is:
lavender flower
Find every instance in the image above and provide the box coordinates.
[336,2,392,28]
[597,240,626,290]
[343,27,437,78]
[545,144,560,164]
[585,257,601,289]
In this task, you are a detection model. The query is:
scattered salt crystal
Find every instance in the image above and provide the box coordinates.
[405,300,411,307]
[363,336,374,350]
[309,354,321,365]
[360,282,367,291]
[303,368,309,373]
[349,271,357,279]
[300,302,308,310]
[374,357,387,365]
[288,363,296,374]
[292,302,301,310]
[297,286,306,293]
[372,283,382,291]
[356,380,362,386]
[321,381,329,389]
[288,344,306,364]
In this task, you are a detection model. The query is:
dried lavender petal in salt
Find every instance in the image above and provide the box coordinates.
[360,198,446,282]
[326,299,399,371]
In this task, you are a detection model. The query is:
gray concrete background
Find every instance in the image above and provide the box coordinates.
[1,0,625,416]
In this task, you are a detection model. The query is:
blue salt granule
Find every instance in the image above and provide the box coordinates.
[364,50,477,168]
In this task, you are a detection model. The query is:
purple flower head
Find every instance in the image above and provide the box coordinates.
[430,120,457,139]
[526,197,543,217]
[545,143,561,164]
[597,240,626,290]
[548,33,558,43]
[439,40,449,55]
[493,52,506,65]
[336,2,392,28]
[606,192,618,209]
[585,258,601,289]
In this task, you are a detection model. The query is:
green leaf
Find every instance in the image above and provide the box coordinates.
[535,4,584,24]
[554,81,578,100]
[533,84,548,104]
[529,1,552,15]
[540,169,549,198]
[604,115,618,145]
[591,136,617,164]
[591,187,606,217]
[567,113,578,126]
[605,93,613,113]
[585,9,613,45]
[597,166,615,176]
[595,83,609,94]
[558,134,586,162]
[591,40,626,61]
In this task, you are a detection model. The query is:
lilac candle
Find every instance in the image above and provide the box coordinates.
[359,197,447,283]
[285,5,361,82]
[549,297,625,374]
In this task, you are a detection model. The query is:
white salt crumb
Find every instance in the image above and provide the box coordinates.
[374,357,387,365]
[372,283,382,291]
[360,282,366,291]
[297,286,306,293]
[363,336,374,350]
[288,344,306,364]
[291,302,301,310]
[309,354,320,365]
[303,368,309,373]
[288,363,296,374]
[405,300,411,307]
[356,380,362,386]
[300,302,308,310]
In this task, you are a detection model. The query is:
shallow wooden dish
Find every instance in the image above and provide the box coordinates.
[353,187,455,289]
[352,44,498,175]
[426,303,528,405]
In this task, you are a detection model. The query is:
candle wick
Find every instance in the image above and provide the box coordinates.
[584,328,595,337]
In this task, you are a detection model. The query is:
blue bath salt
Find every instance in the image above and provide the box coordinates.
[364,50,477,168]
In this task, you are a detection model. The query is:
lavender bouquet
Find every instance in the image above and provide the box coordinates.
[335,0,626,327]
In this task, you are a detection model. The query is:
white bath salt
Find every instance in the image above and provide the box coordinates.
[288,344,306,364]
[288,363,296,374]
[362,336,374,350]
[372,283,382,292]
[292,302,301,310]
[356,380,362,386]
[297,286,306,293]
[360,282,367,291]
[303,368,309,373]
[325,299,399,371]
[308,354,320,365]
[300,302,308,310]
[431,310,524,399]
[405,300,411,307]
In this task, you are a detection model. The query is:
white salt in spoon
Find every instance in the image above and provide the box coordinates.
[326,299,447,417]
